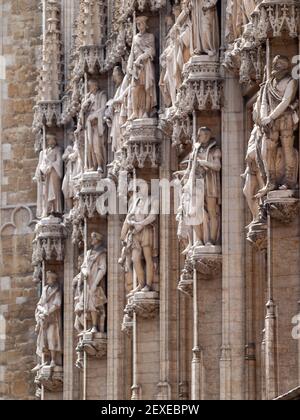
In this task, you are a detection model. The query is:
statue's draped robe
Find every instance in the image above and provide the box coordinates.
[36,145,63,217]
[127,31,157,111]
[83,246,107,315]
[192,0,220,55]
[35,284,62,357]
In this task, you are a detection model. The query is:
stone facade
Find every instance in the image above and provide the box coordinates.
[0,0,300,401]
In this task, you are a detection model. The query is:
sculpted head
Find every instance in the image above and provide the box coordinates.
[47,134,57,149]
[46,271,59,286]
[91,232,104,247]
[197,127,212,145]
[136,16,148,34]
[112,66,124,86]
[272,55,290,79]
[88,78,100,94]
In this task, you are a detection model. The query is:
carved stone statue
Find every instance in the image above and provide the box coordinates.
[75,79,107,173]
[34,134,63,218]
[225,0,258,42]
[120,185,159,296]
[105,66,129,153]
[32,271,62,371]
[160,2,193,108]
[81,232,107,334]
[127,16,157,120]
[175,127,221,253]
[191,0,220,57]
[62,136,83,211]
[73,254,85,334]
[255,55,299,198]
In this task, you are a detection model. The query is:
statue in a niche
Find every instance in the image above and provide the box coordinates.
[120,184,159,296]
[127,16,157,120]
[191,0,220,57]
[73,254,85,334]
[75,79,107,173]
[81,232,107,334]
[34,134,63,219]
[62,135,83,211]
[160,1,193,108]
[254,55,299,198]
[175,127,221,254]
[105,66,130,153]
[32,271,62,371]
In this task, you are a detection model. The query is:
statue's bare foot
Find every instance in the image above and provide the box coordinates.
[142,113,149,118]
[141,285,151,293]
[97,167,104,174]
[127,285,141,297]
[90,326,98,334]
[128,113,138,121]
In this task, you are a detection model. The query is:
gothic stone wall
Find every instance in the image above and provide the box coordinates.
[0,0,40,400]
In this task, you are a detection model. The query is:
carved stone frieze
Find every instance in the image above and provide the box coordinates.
[176,56,223,113]
[132,291,159,319]
[122,119,162,169]
[252,0,300,40]
[32,216,66,264]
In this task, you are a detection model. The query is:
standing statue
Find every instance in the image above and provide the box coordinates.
[175,127,221,252]
[32,271,62,371]
[105,66,130,153]
[75,79,107,173]
[160,1,193,108]
[127,16,157,120]
[62,135,83,211]
[81,232,107,334]
[73,254,85,334]
[225,0,258,42]
[191,0,220,57]
[34,134,63,218]
[120,185,159,296]
[255,55,299,198]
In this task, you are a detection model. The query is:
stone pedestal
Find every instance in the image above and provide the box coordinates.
[32,216,66,264]
[122,119,162,169]
[78,331,107,359]
[191,245,222,279]
[78,172,104,218]
[35,365,63,397]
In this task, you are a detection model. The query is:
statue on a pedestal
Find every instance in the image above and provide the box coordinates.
[120,185,159,296]
[81,232,107,334]
[34,134,63,218]
[127,16,157,120]
[33,271,62,371]
[254,55,299,198]
[105,66,130,153]
[75,79,107,173]
[175,127,221,253]
[191,0,220,57]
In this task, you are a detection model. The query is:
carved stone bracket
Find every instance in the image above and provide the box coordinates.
[190,245,222,279]
[266,190,300,224]
[178,259,194,297]
[122,118,162,169]
[132,291,160,319]
[252,0,300,40]
[77,332,107,359]
[35,366,63,393]
[32,216,66,264]
[176,56,223,113]
[122,298,134,338]
[121,0,166,17]
[246,221,268,250]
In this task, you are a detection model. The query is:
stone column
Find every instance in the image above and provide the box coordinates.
[220,74,246,400]
[107,214,125,400]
